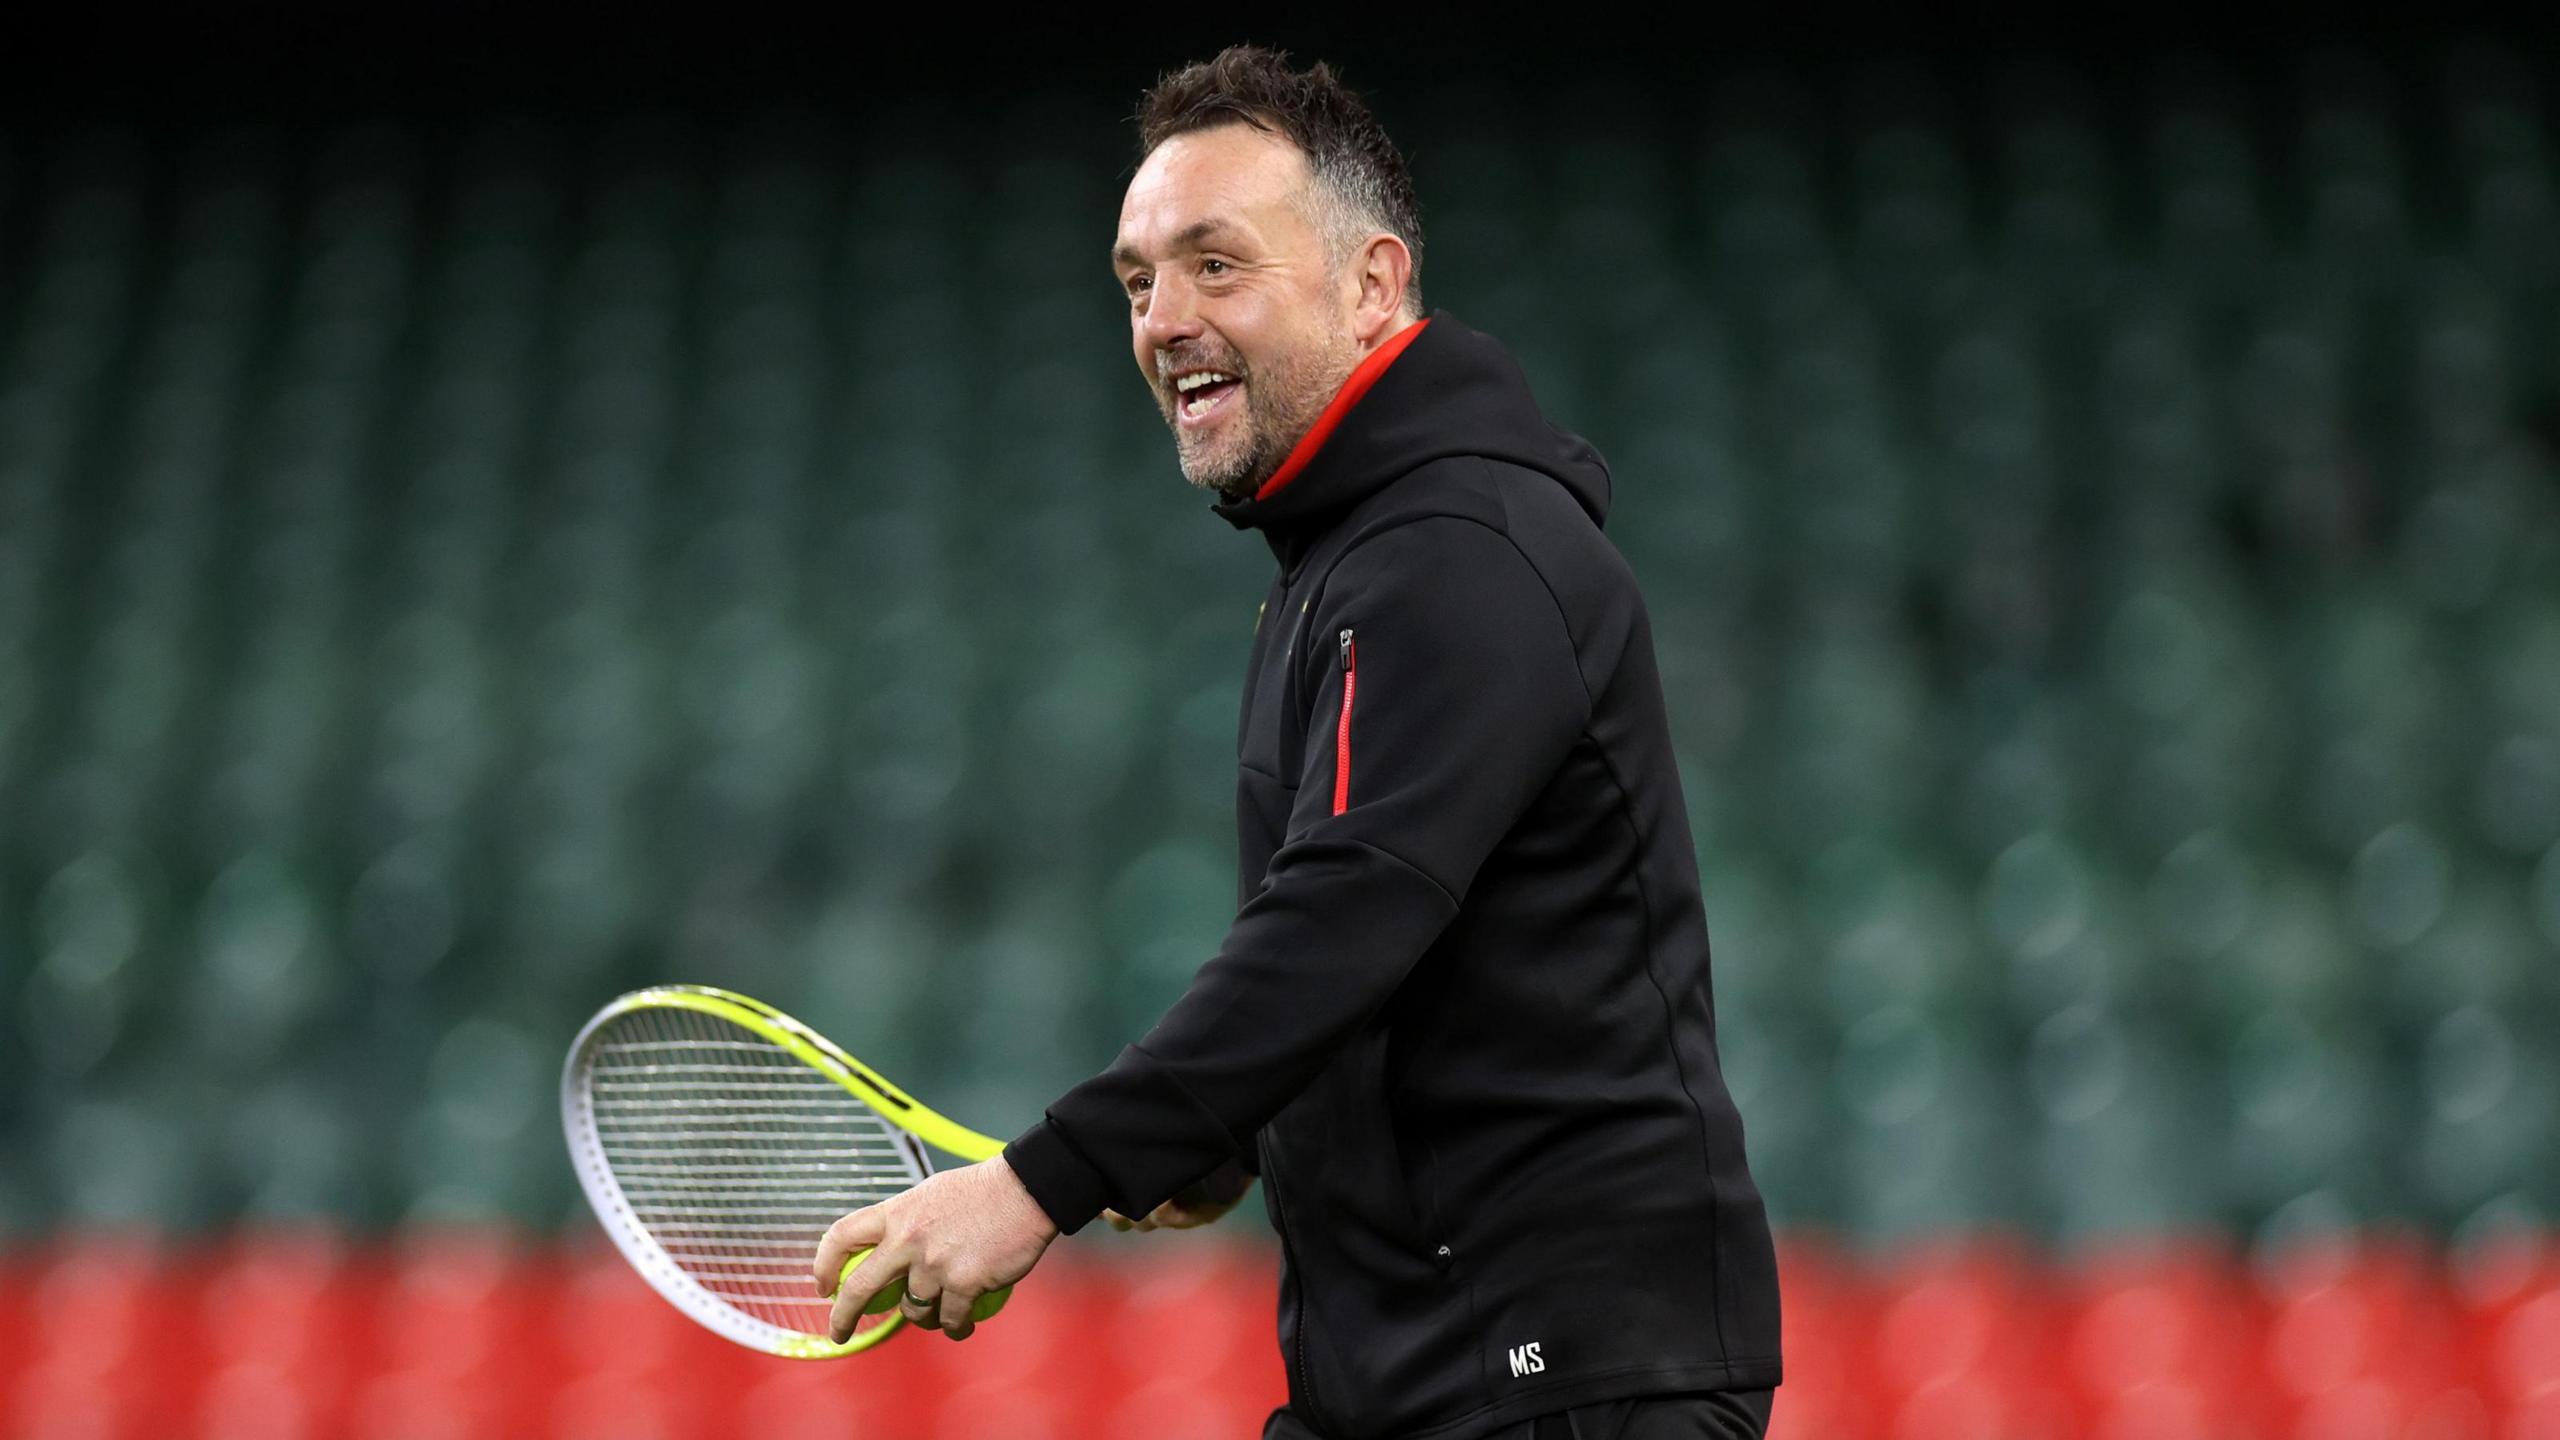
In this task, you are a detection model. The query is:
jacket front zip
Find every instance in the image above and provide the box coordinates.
[1265,1164,1329,1434]
[1333,629,1357,815]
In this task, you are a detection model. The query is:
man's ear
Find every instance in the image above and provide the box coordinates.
[1347,232,1415,347]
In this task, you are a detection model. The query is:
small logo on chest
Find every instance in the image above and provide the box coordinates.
[1507,1341,1545,1377]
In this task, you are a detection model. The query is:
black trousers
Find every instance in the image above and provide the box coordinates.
[1264,1390,1775,1440]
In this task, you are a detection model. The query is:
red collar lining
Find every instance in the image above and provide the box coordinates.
[1250,318,1431,503]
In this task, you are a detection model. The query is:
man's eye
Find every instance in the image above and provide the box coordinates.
[1125,274,1152,297]
[1202,259,1228,276]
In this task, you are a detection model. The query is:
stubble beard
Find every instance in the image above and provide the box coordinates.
[1165,325,1360,503]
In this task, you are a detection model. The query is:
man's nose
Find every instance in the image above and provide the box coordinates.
[1141,273,1203,349]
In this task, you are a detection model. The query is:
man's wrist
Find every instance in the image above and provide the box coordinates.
[991,1154,1062,1240]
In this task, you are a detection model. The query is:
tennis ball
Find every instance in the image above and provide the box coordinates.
[838,1250,1012,1321]
[842,1250,901,1315]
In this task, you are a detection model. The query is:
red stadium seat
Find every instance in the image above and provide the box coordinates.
[375,1227,535,1381]
[1894,1363,2068,1434]
[1764,1383,1863,1440]
[22,1226,2560,1438]
[2396,1385,2496,1440]
[189,1228,359,1440]
[1771,1233,1882,1440]
[1106,1249,1269,1388]
[2065,1239,2258,1398]
[1091,1246,1284,1440]
[2084,1377,2230,1440]
[735,1366,878,1440]
[1872,1236,2061,1423]
[346,1369,487,1440]
[2066,1239,2277,1438]
[2263,1236,2464,1413]
[1101,1377,1278,1440]
[2494,1288,2560,1407]
[190,1360,324,1440]
[0,1252,27,1406]
[933,1376,1071,1440]
[10,1361,141,1440]
[20,1236,167,1433]
[552,1242,695,1378]
[24,1235,158,1370]
[549,1371,708,1440]
[2511,1390,2560,1440]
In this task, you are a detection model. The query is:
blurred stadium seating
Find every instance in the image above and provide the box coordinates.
[2,35,2557,1439]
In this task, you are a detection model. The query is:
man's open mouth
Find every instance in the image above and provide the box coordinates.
[1173,370,1243,424]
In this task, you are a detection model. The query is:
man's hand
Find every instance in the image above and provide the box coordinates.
[1105,1176,1254,1232]
[813,1156,1058,1343]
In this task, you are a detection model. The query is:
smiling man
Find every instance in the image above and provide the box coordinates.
[815,47,1782,1440]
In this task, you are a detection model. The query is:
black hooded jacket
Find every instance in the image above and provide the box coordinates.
[1004,314,1782,1440]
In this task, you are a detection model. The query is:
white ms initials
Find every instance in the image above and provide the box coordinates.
[1507,1342,1546,1378]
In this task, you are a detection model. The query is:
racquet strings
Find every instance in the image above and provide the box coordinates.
[583,1004,925,1341]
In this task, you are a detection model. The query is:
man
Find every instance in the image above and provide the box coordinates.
[814,47,1782,1440]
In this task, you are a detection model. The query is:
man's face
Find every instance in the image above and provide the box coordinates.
[1113,123,1360,500]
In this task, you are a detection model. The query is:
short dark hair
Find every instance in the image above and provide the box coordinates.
[1137,45,1425,317]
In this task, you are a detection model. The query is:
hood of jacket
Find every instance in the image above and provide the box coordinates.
[1209,312,1612,567]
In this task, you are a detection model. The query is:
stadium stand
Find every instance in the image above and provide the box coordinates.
[1,39,2555,1438]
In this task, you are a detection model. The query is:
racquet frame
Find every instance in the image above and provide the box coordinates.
[561,984,1003,1357]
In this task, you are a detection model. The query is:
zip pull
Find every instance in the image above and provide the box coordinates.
[1332,628,1357,816]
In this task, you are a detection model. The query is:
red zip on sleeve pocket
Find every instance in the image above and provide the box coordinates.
[1332,628,1357,816]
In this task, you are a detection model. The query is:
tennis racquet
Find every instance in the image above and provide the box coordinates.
[561,984,1010,1358]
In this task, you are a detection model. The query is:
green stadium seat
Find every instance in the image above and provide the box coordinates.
[400,1010,569,1224]
[224,1076,370,1223]
[2444,40,2545,169]
[2195,860,2368,1025]
[47,1082,208,1228]
[1102,838,1233,1038]
[1697,853,1811,1014]
[1847,124,1976,315]
[2533,843,2560,958]
[1700,124,1832,317]
[1995,114,2118,304]
[186,852,338,1073]
[1928,321,2056,539]
[1713,1009,1836,1231]
[344,838,465,989]
[2147,75,2271,301]
[2031,1004,2225,1239]
[2412,1004,2559,1223]
[1836,1006,2027,1239]
[2471,734,2560,859]
[17,851,152,1084]
[2345,821,2456,952]
[1984,832,2153,1015]
[2225,1015,2397,1218]
[2465,166,2560,309]
[2296,52,2411,283]
[788,891,951,1086]
[1804,839,1990,1020]
[2416,863,2550,992]
[2148,828,2263,971]
[1760,626,1934,857]
[947,888,1111,1124]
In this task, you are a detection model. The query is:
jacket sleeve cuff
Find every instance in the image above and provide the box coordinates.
[1002,1119,1114,1236]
